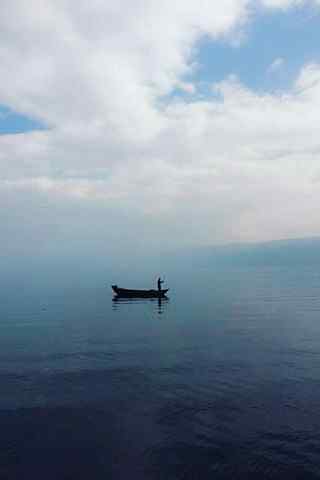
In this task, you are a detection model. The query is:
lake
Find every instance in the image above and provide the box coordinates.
[1,259,320,479]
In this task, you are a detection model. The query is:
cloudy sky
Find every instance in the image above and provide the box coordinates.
[1,0,320,257]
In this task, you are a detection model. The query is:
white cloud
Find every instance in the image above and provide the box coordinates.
[1,0,320,255]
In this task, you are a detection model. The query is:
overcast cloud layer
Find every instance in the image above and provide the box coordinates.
[1,0,320,256]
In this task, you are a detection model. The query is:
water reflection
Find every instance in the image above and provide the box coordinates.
[112,296,169,315]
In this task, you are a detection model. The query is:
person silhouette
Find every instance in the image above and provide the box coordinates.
[157,277,164,292]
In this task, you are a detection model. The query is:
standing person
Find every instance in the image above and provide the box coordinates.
[157,277,164,292]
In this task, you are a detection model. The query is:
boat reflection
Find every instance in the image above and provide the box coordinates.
[112,295,169,315]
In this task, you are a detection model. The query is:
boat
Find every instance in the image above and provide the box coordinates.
[112,285,169,298]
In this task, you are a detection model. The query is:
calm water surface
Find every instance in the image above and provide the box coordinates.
[1,264,320,479]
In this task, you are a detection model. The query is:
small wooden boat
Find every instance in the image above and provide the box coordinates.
[112,285,169,298]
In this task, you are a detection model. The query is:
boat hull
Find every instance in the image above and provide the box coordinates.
[112,285,169,298]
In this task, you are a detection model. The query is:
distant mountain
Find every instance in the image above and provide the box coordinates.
[173,237,320,268]
[205,237,320,266]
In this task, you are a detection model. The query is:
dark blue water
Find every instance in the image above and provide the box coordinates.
[1,262,320,479]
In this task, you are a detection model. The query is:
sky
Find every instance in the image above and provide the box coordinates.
[1,0,320,258]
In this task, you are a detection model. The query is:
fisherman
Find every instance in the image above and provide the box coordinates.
[157,277,164,292]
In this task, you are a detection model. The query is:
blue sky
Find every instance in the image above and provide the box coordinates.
[197,4,319,91]
[0,105,45,135]
[173,3,320,99]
